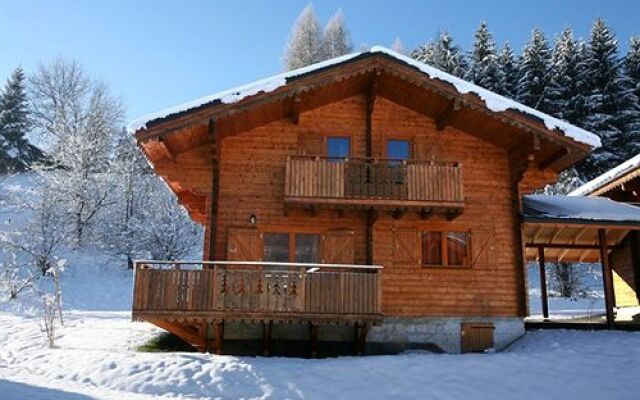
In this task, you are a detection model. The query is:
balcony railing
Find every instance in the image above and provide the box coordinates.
[285,155,464,209]
[132,261,382,322]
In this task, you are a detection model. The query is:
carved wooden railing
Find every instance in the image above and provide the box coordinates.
[285,155,464,206]
[132,261,382,317]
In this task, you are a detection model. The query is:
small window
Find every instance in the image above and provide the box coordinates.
[295,233,320,263]
[421,232,442,265]
[387,139,410,161]
[421,230,470,267]
[327,136,350,160]
[262,233,289,262]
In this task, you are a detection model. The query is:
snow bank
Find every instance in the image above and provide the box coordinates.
[569,153,640,196]
[128,46,601,149]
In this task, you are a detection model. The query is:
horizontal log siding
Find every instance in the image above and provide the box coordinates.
[214,95,520,317]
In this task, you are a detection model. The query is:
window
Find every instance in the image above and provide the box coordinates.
[262,232,321,263]
[295,233,320,263]
[421,232,442,265]
[421,231,470,267]
[327,136,350,160]
[387,139,410,161]
[262,233,289,262]
[447,232,469,266]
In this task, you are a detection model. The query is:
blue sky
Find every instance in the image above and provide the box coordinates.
[1,0,638,121]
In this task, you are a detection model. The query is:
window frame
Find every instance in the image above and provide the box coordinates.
[386,138,412,161]
[260,229,322,263]
[326,136,351,160]
[420,229,471,269]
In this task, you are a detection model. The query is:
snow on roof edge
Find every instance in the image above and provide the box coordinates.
[128,46,601,149]
[569,153,640,196]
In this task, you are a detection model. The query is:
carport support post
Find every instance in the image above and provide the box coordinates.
[538,246,549,320]
[598,229,616,329]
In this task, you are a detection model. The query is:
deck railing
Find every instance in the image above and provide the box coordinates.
[284,155,464,207]
[132,261,382,317]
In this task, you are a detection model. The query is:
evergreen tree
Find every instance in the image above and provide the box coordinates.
[497,42,518,97]
[412,31,466,78]
[0,67,43,172]
[320,10,352,60]
[516,28,558,115]
[549,28,588,124]
[283,4,322,71]
[465,21,502,91]
[577,19,640,178]
[625,37,640,102]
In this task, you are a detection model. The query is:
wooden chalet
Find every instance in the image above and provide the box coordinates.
[129,47,613,355]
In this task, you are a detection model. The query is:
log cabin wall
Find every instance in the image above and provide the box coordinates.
[210,94,524,318]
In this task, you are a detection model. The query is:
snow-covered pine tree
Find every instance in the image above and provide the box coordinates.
[577,19,640,178]
[465,21,502,91]
[497,42,518,97]
[516,28,558,115]
[412,31,466,78]
[626,37,640,100]
[320,10,352,60]
[549,28,589,125]
[283,4,322,71]
[0,68,43,172]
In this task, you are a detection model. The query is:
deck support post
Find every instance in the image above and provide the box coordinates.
[309,323,318,358]
[598,229,616,329]
[630,231,640,305]
[214,321,224,354]
[205,322,216,353]
[538,246,549,320]
[354,323,369,355]
[262,321,272,357]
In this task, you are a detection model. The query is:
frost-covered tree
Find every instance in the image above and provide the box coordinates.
[129,181,202,260]
[29,59,124,244]
[391,37,406,55]
[577,19,640,178]
[516,28,558,115]
[283,4,322,70]
[543,168,585,195]
[549,29,589,125]
[497,42,518,97]
[0,68,43,172]
[320,10,352,60]
[465,21,502,91]
[412,31,466,78]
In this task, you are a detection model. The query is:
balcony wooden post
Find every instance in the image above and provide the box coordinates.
[598,229,616,329]
[309,323,319,358]
[262,321,272,357]
[538,246,549,320]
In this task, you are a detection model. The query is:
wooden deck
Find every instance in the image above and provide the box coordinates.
[132,261,383,324]
[285,155,464,210]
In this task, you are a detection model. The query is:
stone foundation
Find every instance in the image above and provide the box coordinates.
[221,317,524,354]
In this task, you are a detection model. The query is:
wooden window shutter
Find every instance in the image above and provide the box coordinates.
[412,137,437,161]
[297,133,324,156]
[227,228,261,261]
[392,227,420,265]
[470,228,493,267]
[461,323,495,353]
[321,230,355,264]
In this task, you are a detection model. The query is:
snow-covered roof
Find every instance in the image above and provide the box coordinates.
[569,153,640,196]
[128,46,601,149]
[522,194,640,225]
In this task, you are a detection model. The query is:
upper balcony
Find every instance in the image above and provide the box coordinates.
[285,155,464,212]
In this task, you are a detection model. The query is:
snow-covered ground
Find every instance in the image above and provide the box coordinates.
[2,310,640,400]
[2,173,639,399]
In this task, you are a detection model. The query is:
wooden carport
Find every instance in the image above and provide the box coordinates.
[522,195,640,328]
